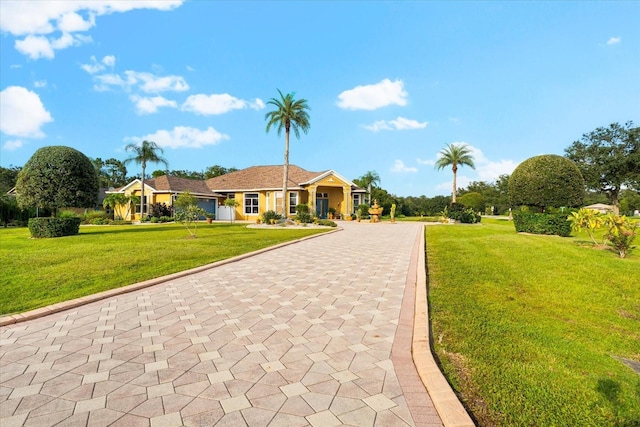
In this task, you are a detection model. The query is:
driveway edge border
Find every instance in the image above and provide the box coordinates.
[412,225,476,427]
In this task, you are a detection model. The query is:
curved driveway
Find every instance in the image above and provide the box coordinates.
[1,221,443,426]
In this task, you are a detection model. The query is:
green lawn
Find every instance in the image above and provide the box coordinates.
[0,223,329,316]
[426,218,640,426]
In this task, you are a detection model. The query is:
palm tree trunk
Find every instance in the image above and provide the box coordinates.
[451,165,458,204]
[282,129,290,219]
[140,163,145,220]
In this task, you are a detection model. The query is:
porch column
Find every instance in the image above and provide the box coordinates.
[343,187,352,216]
[308,185,317,213]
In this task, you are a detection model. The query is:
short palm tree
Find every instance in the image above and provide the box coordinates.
[124,140,168,219]
[359,170,381,204]
[265,89,311,218]
[435,143,475,203]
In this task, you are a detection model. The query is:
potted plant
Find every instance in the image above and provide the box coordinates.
[205,212,215,224]
[328,207,336,220]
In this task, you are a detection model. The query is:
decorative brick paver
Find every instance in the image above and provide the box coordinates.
[0,221,443,426]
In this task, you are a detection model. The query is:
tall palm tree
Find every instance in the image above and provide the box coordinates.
[435,143,475,203]
[359,170,381,204]
[265,89,311,218]
[124,140,168,219]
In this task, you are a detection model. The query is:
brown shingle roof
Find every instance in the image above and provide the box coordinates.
[205,165,326,191]
[146,175,214,195]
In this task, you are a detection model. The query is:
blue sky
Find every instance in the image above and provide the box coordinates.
[1,1,638,197]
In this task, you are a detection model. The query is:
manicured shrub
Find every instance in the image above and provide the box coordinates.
[28,217,81,238]
[295,204,313,224]
[82,210,109,224]
[16,146,99,214]
[448,203,481,224]
[316,219,337,227]
[512,212,572,237]
[149,202,173,218]
[262,210,282,224]
[509,155,585,211]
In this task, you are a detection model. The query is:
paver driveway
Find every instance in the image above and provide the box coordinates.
[0,221,442,426]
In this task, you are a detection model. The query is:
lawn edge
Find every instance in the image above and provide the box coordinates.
[412,224,475,427]
[0,227,340,327]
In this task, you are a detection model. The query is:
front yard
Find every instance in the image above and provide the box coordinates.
[426,218,639,426]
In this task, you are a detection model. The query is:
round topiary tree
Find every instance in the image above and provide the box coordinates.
[16,146,99,215]
[508,154,585,211]
[457,192,485,213]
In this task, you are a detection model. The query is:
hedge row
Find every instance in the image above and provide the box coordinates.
[512,212,571,237]
[28,217,81,238]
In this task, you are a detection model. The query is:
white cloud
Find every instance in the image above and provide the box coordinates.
[607,36,621,45]
[475,159,517,181]
[436,175,473,192]
[364,116,427,132]
[130,95,178,115]
[363,120,392,132]
[130,71,189,93]
[432,143,517,191]
[337,78,408,110]
[15,34,55,59]
[2,139,25,151]
[0,1,183,58]
[57,11,95,33]
[102,55,115,67]
[126,126,230,149]
[34,80,47,88]
[182,93,265,115]
[81,55,115,74]
[390,160,418,173]
[14,31,91,59]
[92,70,188,93]
[0,86,53,138]
[416,157,435,166]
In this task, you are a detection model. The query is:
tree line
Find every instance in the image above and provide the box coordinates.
[2,120,639,225]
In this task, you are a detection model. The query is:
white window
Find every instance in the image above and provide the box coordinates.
[244,193,259,215]
[289,192,298,215]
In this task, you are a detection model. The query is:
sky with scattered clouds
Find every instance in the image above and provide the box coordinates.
[1,1,638,197]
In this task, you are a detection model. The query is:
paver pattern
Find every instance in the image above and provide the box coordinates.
[0,221,442,426]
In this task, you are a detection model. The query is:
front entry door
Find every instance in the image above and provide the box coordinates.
[316,196,328,219]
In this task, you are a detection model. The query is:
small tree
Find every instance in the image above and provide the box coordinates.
[16,146,99,216]
[568,208,604,245]
[509,155,585,211]
[174,192,205,237]
[223,198,240,223]
[602,214,637,258]
[124,140,168,218]
[102,193,139,220]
